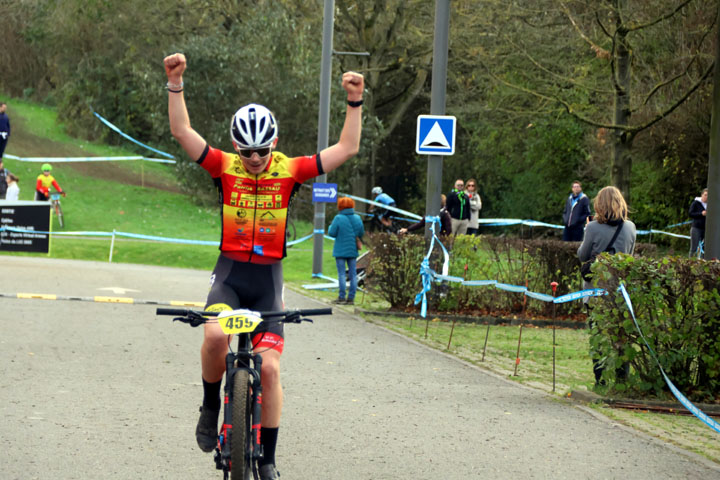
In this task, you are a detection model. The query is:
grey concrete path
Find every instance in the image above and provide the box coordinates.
[1,257,718,479]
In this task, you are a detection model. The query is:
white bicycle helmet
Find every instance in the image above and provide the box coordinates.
[230,103,278,148]
[371,186,383,195]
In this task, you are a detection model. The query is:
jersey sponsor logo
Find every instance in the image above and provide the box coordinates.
[253,245,264,256]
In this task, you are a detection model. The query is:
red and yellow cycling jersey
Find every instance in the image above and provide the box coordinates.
[198,145,322,264]
[36,174,62,195]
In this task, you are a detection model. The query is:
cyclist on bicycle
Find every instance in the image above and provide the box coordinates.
[35,163,66,201]
[370,186,395,229]
[164,52,363,480]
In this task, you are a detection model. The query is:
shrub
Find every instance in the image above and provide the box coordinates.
[590,255,720,401]
[364,233,427,308]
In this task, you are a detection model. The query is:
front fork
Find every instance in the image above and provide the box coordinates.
[215,350,264,472]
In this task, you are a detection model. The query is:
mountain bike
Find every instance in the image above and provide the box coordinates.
[156,306,332,479]
[50,192,64,228]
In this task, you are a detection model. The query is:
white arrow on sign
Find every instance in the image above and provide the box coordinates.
[97,287,141,295]
[317,187,337,198]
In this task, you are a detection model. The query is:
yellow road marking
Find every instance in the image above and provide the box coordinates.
[18,293,57,300]
[93,296,135,304]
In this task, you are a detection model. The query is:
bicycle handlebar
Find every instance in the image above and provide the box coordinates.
[156,307,332,320]
[157,307,332,329]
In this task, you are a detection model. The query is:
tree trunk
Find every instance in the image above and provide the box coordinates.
[611,0,632,201]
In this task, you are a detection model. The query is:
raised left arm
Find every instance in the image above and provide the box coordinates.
[319,72,364,174]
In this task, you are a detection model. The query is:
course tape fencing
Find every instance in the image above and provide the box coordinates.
[414,223,719,434]
[4,153,176,165]
[307,184,692,241]
[92,109,176,159]
[619,283,720,434]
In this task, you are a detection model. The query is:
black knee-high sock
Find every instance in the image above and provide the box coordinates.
[259,427,279,466]
[202,378,222,411]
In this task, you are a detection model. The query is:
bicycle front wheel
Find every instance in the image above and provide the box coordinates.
[231,370,252,480]
[55,202,64,228]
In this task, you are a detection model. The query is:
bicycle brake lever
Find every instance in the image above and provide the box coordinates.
[173,311,207,327]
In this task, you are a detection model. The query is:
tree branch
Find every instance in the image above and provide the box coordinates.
[635,56,697,112]
[336,0,361,37]
[561,2,611,59]
[626,0,694,32]
[595,10,613,39]
[505,35,614,95]
[484,65,620,129]
[377,66,429,143]
[626,62,714,134]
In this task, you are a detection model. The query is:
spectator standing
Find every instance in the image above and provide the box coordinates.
[0,158,12,199]
[562,181,591,241]
[465,178,482,235]
[0,102,10,161]
[577,186,637,385]
[328,197,365,305]
[398,194,452,236]
[446,179,470,235]
[689,188,708,258]
[5,173,19,201]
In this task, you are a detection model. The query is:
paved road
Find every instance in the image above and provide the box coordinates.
[1,257,718,479]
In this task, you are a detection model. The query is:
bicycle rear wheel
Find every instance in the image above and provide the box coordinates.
[231,370,252,480]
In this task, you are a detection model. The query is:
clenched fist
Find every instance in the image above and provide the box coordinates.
[342,71,364,101]
[164,53,186,82]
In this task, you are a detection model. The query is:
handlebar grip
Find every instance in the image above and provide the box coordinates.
[156,308,191,316]
[298,308,333,316]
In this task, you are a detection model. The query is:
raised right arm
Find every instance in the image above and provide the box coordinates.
[164,53,207,161]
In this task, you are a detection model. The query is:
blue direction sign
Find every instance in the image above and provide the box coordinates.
[416,115,457,155]
[312,183,338,202]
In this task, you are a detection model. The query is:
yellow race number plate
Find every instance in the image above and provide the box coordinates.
[217,309,264,335]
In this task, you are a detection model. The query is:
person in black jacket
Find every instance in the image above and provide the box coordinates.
[562,181,591,241]
[689,188,708,258]
[0,103,10,161]
[398,194,452,236]
[446,179,470,235]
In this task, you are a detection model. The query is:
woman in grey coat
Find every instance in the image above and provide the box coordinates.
[577,186,636,385]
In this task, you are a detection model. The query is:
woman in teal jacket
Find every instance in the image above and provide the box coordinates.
[328,197,365,304]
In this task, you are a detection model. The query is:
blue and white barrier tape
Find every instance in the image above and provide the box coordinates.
[342,193,423,221]
[413,217,451,317]
[4,153,176,165]
[92,109,175,159]
[0,226,218,246]
[619,283,720,434]
[0,225,325,248]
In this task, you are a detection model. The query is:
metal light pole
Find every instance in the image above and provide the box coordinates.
[705,8,720,259]
[312,0,335,276]
[424,0,451,238]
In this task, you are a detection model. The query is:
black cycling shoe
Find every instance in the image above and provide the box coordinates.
[195,406,219,453]
[259,464,281,480]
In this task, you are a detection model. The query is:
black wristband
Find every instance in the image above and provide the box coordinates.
[167,88,183,93]
[347,99,363,108]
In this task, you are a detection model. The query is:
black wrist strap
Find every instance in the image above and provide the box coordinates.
[347,99,363,107]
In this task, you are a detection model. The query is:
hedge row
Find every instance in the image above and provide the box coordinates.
[364,233,719,400]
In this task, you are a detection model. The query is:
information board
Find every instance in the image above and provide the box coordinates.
[0,201,51,253]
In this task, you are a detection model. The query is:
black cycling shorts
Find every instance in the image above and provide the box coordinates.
[205,254,285,352]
